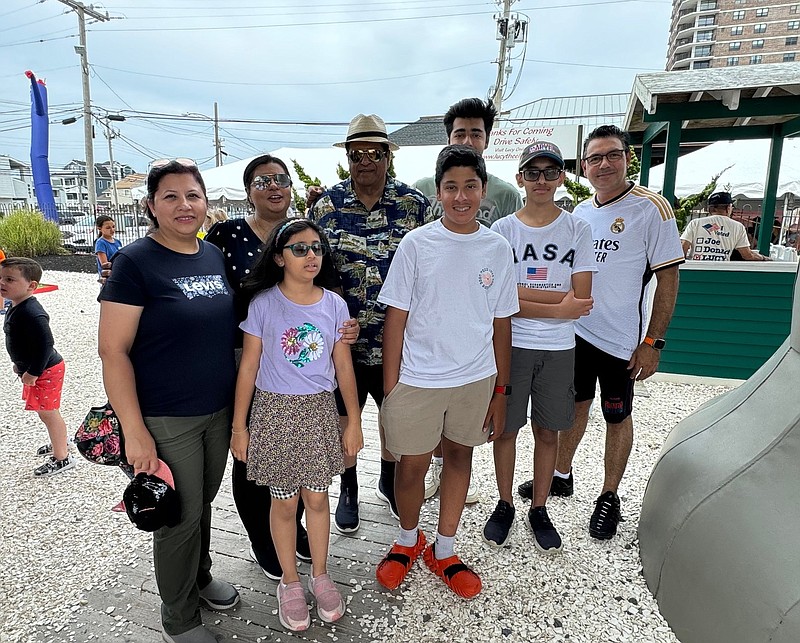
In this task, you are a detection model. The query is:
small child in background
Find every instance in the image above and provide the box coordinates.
[94,215,122,282]
[0,246,9,314]
[1,257,74,477]
[231,218,362,632]
[198,207,228,239]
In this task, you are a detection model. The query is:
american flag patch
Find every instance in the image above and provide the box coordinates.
[703,223,721,232]
[526,267,548,281]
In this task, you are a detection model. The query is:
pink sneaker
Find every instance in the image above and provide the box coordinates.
[308,573,345,623]
[277,579,310,631]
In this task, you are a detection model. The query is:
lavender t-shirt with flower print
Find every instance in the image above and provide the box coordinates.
[240,286,350,395]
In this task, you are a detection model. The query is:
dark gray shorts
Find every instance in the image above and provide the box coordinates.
[506,346,575,433]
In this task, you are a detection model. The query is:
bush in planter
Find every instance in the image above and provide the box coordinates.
[0,209,63,258]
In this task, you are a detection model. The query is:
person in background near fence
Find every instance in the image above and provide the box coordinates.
[231,218,362,632]
[99,159,239,643]
[1,257,74,477]
[94,215,123,283]
[204,154,359,581]
[198,207,227,239]
[681,191,770,262]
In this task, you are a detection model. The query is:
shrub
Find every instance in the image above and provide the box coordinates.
[0,209,64,257]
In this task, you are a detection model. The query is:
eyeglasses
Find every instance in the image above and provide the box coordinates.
[251,174,292,189]
[521,167,563,182]
[148,158,196,173]
[347,148,387,164]
[583,149,626,166]
[283,241,327,257]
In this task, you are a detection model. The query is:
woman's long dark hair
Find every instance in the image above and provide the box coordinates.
[239,217,339,305]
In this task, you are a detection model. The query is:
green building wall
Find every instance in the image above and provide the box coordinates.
[660,263,797,380]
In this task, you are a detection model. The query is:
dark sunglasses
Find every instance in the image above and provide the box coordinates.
[252,174,292,189]
[283,241,327,257]
[148,158,196,173]
[521,167,563,182]
[347,148,387,164]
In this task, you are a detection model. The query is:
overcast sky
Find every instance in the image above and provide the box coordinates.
[0,0,671,174]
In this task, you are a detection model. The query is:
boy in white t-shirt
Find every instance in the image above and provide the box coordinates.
[488,142,596,553]
[375,145,518,599]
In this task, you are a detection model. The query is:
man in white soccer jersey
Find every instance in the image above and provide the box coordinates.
[518,125,684,540]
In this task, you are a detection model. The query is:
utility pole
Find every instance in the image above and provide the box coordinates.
[104,114,126,208]
[490,1,527,118]
[213,102,223,167]
[55,0,109,211]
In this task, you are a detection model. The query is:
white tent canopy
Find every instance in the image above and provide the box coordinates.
[133,145,576,202]
[647,138,800,199]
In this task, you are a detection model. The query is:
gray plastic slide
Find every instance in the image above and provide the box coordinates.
[639,261,800,643]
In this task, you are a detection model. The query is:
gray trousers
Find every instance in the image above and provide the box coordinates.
[145,408,230,635]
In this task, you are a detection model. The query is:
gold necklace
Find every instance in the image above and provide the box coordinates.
[248,214,277,242]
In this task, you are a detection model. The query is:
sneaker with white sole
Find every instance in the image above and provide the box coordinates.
[198,578,240,610]
[308,573,345,623]
[423,460,442,499]
[33,454,75,478]
[35,443,53,457]
[277,579,310,631]
[249,546,281,581]
[526,505,563,553]
[482,500,515,548]
[465,478,479,504]
[161,624,218,643]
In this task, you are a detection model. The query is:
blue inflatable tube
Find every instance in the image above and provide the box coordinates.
[26,70,58,222]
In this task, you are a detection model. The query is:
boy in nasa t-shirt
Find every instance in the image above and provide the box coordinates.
[488,142,596,553]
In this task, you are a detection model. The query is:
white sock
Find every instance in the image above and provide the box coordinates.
[397,526,418,547]
[432,456,443,465]
[435,533,455,559]
[553,469,570,479]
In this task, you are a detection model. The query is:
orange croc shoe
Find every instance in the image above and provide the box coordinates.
[376,530,427,590]
[423,544,482,599]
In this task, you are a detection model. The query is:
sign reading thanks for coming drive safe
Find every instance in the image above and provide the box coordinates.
[483,124,580,163]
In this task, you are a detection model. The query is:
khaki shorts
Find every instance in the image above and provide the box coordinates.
[381,375,496,459]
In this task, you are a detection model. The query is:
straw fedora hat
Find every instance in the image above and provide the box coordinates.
[334,113,399,151]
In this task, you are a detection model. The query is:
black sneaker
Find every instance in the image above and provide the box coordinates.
[33,455,75,478]
[517,472,574,500]
[334,485,359,534]
[482,500,515,548]
[375,477,399,520]
[249,546,282,581]
[589,491,621,540]
[35,443,53,457]
[526,505,563,553]
[295,521,312,562]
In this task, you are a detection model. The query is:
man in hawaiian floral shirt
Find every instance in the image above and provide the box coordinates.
[309,113,431,535]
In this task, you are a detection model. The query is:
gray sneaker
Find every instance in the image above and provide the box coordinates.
[162,624,219,643]
[198,579,240,610]
[33,455,75,478]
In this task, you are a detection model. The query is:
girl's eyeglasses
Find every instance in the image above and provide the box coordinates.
[148,158,196,173]
[252,174,292,190]
[347,149,387,164]
[283,241,327,257]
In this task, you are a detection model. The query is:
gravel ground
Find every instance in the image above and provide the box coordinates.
[0,271,732,643]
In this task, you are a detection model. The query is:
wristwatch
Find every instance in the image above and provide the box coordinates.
[643,336,666,350]
[494,385,512,396]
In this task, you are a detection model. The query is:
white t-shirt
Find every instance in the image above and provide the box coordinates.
[681,214,750,261]
[573,184,685,361]
[491,210,597,350]
[377,219,519,388]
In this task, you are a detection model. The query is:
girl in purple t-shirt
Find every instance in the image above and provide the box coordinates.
[230,218,363,632]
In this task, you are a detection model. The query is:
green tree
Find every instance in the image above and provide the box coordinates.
[626,145,640,182]
[563,175,592,206]
[291,160,321,188]
[336,162,349,180]
[673,166,731,231]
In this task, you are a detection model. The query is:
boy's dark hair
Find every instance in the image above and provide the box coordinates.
[582,125,630,157]
[239,218,339,304]
[434,145,488,189]
[443,98,497,140]
[145,161,207,228]
[95,215,114,238]
[1,257,43,283]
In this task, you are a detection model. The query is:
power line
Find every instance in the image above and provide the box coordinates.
[523,57,659,71]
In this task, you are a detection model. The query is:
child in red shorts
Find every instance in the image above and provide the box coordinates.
[1,257,74,477]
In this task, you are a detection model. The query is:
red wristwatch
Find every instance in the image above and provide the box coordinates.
[494,385,512,396]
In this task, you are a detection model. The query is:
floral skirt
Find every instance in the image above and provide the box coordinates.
[246,389,344,489]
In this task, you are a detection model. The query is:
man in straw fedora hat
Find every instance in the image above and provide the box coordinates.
[309,113,432,535]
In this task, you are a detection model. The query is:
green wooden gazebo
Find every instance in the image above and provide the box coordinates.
[625,63,800,256]
[623,64,800,380]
